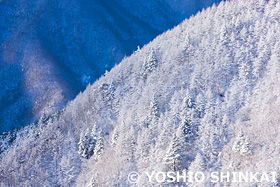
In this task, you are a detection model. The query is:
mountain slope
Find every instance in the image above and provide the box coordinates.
[0,0,221,132]
[1,0,280,186]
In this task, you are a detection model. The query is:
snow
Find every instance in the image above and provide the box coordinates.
[0,0,221,132]
[1,0,280,186]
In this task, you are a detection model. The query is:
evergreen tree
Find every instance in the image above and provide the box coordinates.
[164,131,186,171]
[111,127,119,145]
[181,115,194,141]
[143,95,160,128]
[183,90,194,109]
[142,50,158,78]
[78,125,103,159]
[78,128,97,159]
[220,23,229,46]
[93,130,104,159]
[232,131,252,156]
[188,152,205,172]
[196,92,206,118]
[183,33,193,61]
[150,95,159,117]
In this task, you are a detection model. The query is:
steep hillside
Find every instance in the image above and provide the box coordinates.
[0,0,221,132]
[1,0,280,186]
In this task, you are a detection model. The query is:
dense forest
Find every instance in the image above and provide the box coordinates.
[1,0,279,186]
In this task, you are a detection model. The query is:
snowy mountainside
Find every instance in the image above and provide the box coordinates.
[0,0,221,132]
[1,0,280,186]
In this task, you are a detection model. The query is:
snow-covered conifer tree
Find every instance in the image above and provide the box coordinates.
[93,130,104,159]
[188,152,205,172]
[232,131,252,156]
[142,50,158,78]
[78,125,103,159]
[164,129,186,171]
